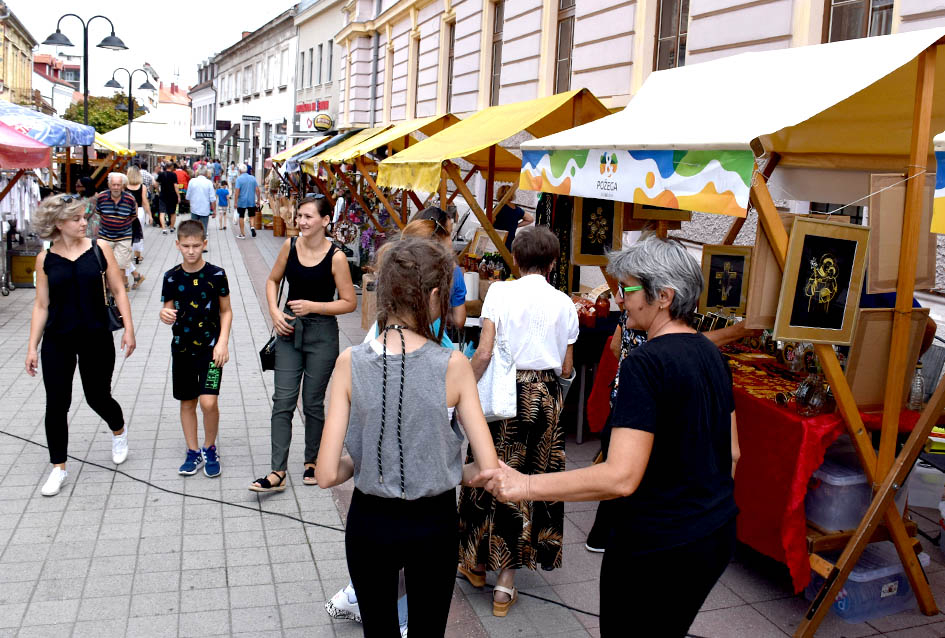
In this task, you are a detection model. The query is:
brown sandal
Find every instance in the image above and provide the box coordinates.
[457,564,486,588]
[492,585,518,617]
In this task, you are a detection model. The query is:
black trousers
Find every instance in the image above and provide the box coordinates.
[41,331,124,464]
[599,518,736,638]
[346,488,458,637]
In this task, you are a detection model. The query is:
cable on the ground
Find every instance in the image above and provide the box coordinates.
[0,428,622,623]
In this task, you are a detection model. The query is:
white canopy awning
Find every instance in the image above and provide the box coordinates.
[103,110,202,155]
[521,28,945,217]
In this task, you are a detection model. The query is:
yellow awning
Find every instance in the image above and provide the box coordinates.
[272,135,329,163]
[95,133,135,157]
[377,89,609,192]
[313,126,393,165]
[329,114,460,164]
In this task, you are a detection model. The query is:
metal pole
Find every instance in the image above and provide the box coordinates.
[82,21,89,173]
[127,83,132,151]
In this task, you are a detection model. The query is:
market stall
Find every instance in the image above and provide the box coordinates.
[376,89,611,277]
[519,27,945,637]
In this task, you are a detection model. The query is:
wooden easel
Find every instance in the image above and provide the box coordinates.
[744,45,943,637]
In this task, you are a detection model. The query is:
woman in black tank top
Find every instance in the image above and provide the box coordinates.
[250,196,357,492]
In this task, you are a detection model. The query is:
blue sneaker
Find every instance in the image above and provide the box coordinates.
[202,445,221,478]
[178,449,204,475]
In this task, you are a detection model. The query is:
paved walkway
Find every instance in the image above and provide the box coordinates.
[0,220,944,637]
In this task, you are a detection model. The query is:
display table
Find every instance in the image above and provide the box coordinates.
[729,350,929,593]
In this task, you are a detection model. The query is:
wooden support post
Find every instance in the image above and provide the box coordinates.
[407,190,424,210]
[879,46,936,475]
[0,170,25,203]
[330,164,384,232]
[356,157,403,229]
[311,173,335,207]
[724,153,780,245]
[439,168,448,207]
[486,145,496,220]
[94,157,121,189]
[445,161,519,278]
[794,373,945,637]
[65,147,71,193]
[492,180,517,214]
[401,188,409,224]
[447,167,478,205]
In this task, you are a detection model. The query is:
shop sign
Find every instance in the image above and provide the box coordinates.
[242,115,261,122]
[298,111,334,133]
[194,131,215,139]
[236,137,250,142]
[215,120,231,130]
[296,100,329,113]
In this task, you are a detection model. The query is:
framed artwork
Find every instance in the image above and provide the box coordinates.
[698,245,752,316]
[773,217,870,345]
[845,308,929,409]
[468,228,508,258]
[866,173,935,293]
[629,203,692,222]
[571,198,623,266]
[745,214,794,329]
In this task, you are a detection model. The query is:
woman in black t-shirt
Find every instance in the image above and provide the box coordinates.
[250,196,357,493]
[476,234,739,638]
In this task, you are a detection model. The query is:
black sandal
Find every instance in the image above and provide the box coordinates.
[302,465,317,486]
[249,472,286,493]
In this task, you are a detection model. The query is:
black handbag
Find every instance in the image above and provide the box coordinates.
[91,240,124,332]
[260,238,294,371]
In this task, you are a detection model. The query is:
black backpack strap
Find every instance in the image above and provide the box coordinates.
[90,239,106,274]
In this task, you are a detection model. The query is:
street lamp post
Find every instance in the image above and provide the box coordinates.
[105,68,155,152]
[42,14,127,173]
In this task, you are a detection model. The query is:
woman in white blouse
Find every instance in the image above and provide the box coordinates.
[457,225,578,617]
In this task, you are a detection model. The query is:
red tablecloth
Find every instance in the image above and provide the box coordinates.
[733,386,843,593]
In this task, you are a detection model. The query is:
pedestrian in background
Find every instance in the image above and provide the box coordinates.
[96,173,145,290]
[160,220,232,478]
[186,167,216,243]
[234,164,260,239]
[156,163,179,233]
[216,180,230,231]
[250,196,357,493]
[26,194,135,496]
[126,166,150,264]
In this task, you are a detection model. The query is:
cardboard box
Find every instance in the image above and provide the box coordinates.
[361,274,376,331]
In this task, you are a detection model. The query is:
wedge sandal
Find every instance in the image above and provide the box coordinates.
[249,471,287,493]
[457,564,486,588]
[492,585,518,617]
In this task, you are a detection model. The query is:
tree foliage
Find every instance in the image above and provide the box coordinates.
[63,92,147,135]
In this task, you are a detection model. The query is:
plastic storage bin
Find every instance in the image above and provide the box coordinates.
[909,459,945,509]
[805,459,908,531]
[805,542,930,624]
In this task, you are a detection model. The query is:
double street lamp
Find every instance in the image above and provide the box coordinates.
[105,68,156,152]
[42,14,127,171]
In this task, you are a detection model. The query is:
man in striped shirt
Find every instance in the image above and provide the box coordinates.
[97,172,146,289]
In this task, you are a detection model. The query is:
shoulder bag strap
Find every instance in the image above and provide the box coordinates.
[90,239,110,307]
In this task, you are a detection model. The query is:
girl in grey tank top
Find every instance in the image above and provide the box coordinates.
[315,238,498,636]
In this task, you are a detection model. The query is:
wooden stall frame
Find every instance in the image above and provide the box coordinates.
[742,46,942,638]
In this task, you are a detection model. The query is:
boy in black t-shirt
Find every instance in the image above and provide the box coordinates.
[160,220,232,477]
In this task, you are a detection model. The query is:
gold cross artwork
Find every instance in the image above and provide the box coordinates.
[714,261,738,303]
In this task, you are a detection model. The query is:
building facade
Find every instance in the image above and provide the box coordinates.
[0,4,36,105]
[190,60,217,157]
[32,54,74,115]
[294,0,346,143]
[214,9,298,177]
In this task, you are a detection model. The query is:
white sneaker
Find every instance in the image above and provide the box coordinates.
[112,432,128,464]
[400,624,408,637]
[236,234,246,240]
[41,467,68,496]
[325,584,361,622]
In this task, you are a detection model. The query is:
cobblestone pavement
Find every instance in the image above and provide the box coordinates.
[2,221,945,637]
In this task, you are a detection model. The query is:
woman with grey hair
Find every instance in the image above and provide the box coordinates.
[25,194,136,496]
[476,234,739,637]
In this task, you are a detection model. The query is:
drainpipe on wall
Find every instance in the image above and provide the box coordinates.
[369,0,382,126]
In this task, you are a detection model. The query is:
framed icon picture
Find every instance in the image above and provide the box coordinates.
[773,217,870,345]
[698,245,752,316]
[571,198,623,266]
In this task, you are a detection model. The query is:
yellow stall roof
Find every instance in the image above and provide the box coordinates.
[95,133,135,157]
[327,114,460,164]
[312,125,393,165]
[377,89,609,193]
[272,135,331,163]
